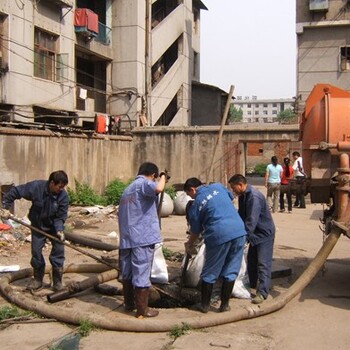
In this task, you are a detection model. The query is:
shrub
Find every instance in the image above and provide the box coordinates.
[104,178,129,205]
[67,179,107,206]
[253,163,268,177]
[165,185,177,200]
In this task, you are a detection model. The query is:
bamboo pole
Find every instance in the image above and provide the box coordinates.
[207,85,235,183]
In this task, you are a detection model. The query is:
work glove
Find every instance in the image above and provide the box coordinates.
[57,231,65,242]
[0,208,11,220]
[184,241,197,257]
[159,170,171,183]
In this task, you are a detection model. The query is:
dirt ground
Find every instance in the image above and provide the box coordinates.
[1,186,350,350]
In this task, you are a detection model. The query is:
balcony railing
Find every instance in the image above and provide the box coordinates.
[95,22,111,45]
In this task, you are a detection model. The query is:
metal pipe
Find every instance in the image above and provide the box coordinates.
[337,153,350,221]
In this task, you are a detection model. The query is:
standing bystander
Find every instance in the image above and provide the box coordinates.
[265,156,283,213]
[292,151,307,208]
[279,157,294,213]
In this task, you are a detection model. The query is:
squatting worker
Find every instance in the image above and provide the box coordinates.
[229,174,275,304]
[118,162,168,318]
[184,177,247,313]
[0,170,69,292]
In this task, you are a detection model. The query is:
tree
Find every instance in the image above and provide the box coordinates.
[228,105,243,123]
[277,108,297,124]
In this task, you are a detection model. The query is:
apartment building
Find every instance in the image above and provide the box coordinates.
[296,0,350,112]
[0,0,207,131]
[233,97,294,124]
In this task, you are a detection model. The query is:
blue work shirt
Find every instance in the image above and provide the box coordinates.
[188,183,246,249]
[238,184,275,246]
[118,175,161,249]
[2,180,68,233]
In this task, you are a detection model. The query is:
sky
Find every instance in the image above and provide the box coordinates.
[200,0,296,99]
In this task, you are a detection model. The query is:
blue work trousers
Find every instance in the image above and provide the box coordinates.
[247,236,274,298]
[201,235,246,284]
[120,245,155,288]
[31,229,65,269]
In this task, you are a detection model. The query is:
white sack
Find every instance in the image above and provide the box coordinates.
[151,243,169,284]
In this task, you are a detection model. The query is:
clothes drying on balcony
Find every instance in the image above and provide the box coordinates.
[75,8,99,37]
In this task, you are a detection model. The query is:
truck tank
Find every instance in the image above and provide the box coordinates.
[300,84,350,236]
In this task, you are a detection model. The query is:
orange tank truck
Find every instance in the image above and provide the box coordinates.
[300,84,350,237]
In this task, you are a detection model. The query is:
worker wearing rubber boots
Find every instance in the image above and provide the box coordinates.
[1,170,69,292]
[229,174,275,304]
[184,178,247,313]
[118,162,168,318]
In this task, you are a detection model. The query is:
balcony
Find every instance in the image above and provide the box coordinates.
[95,22,111,45]
[74,8,99,39]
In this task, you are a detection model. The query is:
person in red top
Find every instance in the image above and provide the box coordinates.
[279,157,294,213]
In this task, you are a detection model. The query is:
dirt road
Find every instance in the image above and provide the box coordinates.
[1,189,350,350]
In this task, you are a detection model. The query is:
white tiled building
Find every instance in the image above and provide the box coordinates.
[233,97,294,123]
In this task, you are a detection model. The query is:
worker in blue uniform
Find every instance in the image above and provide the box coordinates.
[118,162,168,318]
[229,174,275,304]
[1,170,69,292]
[184,177,247,313]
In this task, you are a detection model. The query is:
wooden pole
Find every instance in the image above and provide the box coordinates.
[206,85,235,183]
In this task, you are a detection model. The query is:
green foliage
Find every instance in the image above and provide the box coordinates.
[162,246,174,260]
[67,178,176,207]
[0,305,34,321]
[165,185,177,200]
[277,108,297,124]
[68,179,107,206]
[228,105,243,123]
[79,319,95,337]
[169,322,192,340]
[104,178,129,205]
[254,163,268,177]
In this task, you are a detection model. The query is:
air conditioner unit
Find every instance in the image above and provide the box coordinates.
[309,0,329,12]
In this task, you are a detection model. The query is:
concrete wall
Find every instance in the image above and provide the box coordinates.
[0,129,133,194]
[0,124,299,215]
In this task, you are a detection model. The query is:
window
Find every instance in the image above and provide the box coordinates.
[263,103,268,108]
[255,111,259,115]
[340,46,350,72]
[34,28,58,81]
[272,110,277,115]
[255,104,259,108]
[247,104,251,108]
[272,103,277,107]
[247,111,251,115]
[263,110,268,115]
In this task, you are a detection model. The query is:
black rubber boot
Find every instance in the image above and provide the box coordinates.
[52,267,64,292]
[135,287,159,318]
[122,280,135,311]
[219,279,235,312]
[28,267,45,291]
[199,281,214,313]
